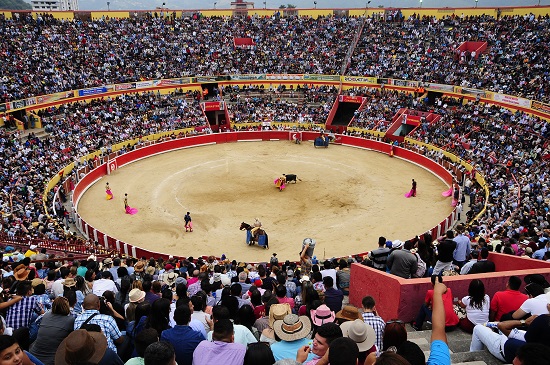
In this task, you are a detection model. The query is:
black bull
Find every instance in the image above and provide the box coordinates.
[285,174,299,183]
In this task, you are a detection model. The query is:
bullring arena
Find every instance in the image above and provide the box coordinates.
[2,5,550,364]
[76,140,453,262]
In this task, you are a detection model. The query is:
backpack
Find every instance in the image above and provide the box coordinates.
[413,253,427,278]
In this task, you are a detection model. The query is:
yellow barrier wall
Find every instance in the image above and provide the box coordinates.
[91,11,130,19]
[31,11,74,19]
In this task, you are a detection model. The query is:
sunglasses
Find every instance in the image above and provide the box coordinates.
[386,319,404,325]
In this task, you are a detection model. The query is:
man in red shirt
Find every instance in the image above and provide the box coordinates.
[412,275,459,331]
[489,276,528,321]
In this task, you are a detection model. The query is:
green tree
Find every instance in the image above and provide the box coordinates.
[279,4,286,8]
[0,0,32,10]
[287,3,296,8]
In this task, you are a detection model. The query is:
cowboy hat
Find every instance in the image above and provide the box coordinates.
[55,329,108,365]
[129,288,146,303]
[269,303,292,329]
[273,314,312,342]
[14,264,30,281]
[63,278,77,287]
[310,304,336,327]
[335,305,362,322]
[134,261,145,272]
[163,272,178,287]
[340,319,376,352]
[145,266,156,276]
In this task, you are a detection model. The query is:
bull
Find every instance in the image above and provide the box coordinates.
[284,174,301,183]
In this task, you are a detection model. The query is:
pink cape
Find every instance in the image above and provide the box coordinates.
[442,187,453,197]
[125,206,138,215]
[404,189,414,198]
[106,190,114,200]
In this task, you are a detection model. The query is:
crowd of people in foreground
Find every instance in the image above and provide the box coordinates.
[1,239,550,365]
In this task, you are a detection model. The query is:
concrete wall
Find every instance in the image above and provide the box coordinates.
[349,252,550,322]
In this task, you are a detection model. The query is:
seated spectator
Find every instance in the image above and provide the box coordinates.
[468,248,495,274]
[125,328,159,365]
[144,341,176,365]
[207,303,256,345]
[411,275,458,331]
[244,341,276,365]
[74,294,125,354]
[490,276,528,321]
[340,319,377,363]
[271,314,315,362]
[322,277,343,313]
[6,280,44,330]
[55,328,123,364]
[160,305,205,365]
[511,284,549,319]
[193,319,246,365]
[335,259,350,296]
[261,303,292,344]
[470,313,550,363]
[92,271,118,296]
[459,250,479,275]
[328,337,360,365]
[458,279,490,333]
[30,296,75,365]
[296,322,342,365]
[0,335,43,365]
[513,343,550,365]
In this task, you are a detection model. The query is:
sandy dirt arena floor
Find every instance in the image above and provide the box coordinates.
[76,141,454,262]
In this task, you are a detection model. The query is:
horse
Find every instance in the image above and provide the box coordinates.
[240,222,269,248]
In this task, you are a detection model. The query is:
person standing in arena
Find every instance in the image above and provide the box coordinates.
[184,212,193,232]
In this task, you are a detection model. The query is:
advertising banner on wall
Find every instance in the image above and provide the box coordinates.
[115,83,136,91]
[135,81,154,89]
[230,74,267,81]
[423,82,455,92]
[342,76,377,83]
[531,101,550,114]
[492,93,531,108]
[153,78,192,86]
[303,74,340,81]
[202,101,224,111]
[454,86,487,97]
[266,74,304,80]
[78,86,108,97]
[339,95,364,103]
[36,90,75,104]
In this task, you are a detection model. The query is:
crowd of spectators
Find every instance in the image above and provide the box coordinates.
[0,246,463,365]
[0,13,359,102]
[0,91,207,241]
[1,13,550,103]
[226,85,337,125]
[348,13,550,102]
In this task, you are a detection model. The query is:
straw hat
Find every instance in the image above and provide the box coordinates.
[273,314,312,342]
[129,289,146,303]
[134,261,145,273]
[145,266,156,276]
[14,264,30,281]
[340,319,376,352]
[268,303,292,329]
[55,329,108,365]
[163,272,178,287]
[335,305,362,322]
[63,278,77,288]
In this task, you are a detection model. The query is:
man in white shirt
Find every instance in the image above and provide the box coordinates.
[92,271,119,296]
[51,266,70,298]
[512,283,549,319]
[320,260,337,285]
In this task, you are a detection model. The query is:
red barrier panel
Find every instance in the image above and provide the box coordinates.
[72,132,455,261]
[349,253,550,322]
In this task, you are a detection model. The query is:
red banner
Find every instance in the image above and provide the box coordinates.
[203,102,223,111]
[340,95,364,103]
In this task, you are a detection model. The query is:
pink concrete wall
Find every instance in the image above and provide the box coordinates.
[349,253,550,322]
